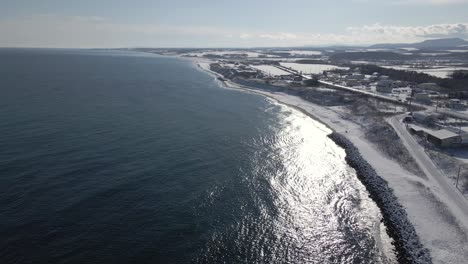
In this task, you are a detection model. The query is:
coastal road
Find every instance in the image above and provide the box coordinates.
[388,115,468,228]
[272,64,408,105]
[318,80,406,105]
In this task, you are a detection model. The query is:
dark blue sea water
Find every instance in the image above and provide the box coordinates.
[0,49,395,263]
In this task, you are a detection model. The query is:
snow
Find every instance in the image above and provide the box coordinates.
[185,51,279,58]
[446,50,468,53]
[195,59,468,263]
[329,133,431,264]
[351,60,374,65]
[274,94,468,264]
[426,129,460,140]
[420,53,451,56]
[401,48,419,51]
[250,65,291,76]
[287,50,322,56]
[280,63,348,74]
[366,49,390,52]
[419,67,468,78]
[381,65,468,78]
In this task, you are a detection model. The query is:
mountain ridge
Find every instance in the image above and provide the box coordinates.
[369,38,468,49]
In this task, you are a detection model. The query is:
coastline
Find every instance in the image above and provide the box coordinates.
[192,58,468,264]
[194,59,430,263]
[330,133,430,264]
[193,60,336,132]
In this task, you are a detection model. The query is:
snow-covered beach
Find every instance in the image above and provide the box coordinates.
[195,59,468,264]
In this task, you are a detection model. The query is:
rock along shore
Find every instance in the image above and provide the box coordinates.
[329,132,432,264]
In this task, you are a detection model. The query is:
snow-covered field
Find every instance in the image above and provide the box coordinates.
[420,67,468,78]
[350,60,374,65]
[280,62,349,74]
[250,65,290,76]
[446,50,468,53]
[401,48,419,51]
[270,50,322,56]
[287,50,322,56]
[366,48,390,52]
[185,51,279,58]
[381,65,468,78]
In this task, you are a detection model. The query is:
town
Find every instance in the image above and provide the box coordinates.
[140,38,468,197]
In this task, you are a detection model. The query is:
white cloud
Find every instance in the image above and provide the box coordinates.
[0,15,467,48]
[233,22,468,46]
[239,33,252,39]
[258,33,297,41]
[231,23,468,46]
[355,0,468,5]
[346,23,468,40]
[389,0,468,5]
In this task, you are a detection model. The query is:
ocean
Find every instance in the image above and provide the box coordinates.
[0,49,395,263]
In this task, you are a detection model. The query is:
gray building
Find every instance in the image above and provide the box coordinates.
[426,129,461,147]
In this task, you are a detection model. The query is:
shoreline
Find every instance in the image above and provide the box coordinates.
[189,57,468,264]
[193,60,336,132]
[330,133,430,264]
[194,59,430,263]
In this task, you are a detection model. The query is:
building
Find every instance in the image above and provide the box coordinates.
[412,112,432,124]
[408,125,426,136]
[293,75,303,82]
[449,99,466,110]
[426,129,461,147]
[414,92,431,103]
[345,74,365,80]
[417,83,442,91]
[232,69,259,78]
[346,79,360,87]
[368,72,379,82]
[376,80,394,93]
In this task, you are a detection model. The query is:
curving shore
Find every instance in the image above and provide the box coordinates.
[191,57,468,264]
[192,60,433,263]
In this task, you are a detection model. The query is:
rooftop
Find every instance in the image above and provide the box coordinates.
[426,129,460,140]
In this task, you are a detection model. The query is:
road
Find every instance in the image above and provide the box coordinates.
[318,80,408,105]
[274,64,468,121]
[388,115,468,225]
[274,64,421,106]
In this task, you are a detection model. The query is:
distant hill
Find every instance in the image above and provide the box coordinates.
[369,38,468,49]
[329,51,414,61]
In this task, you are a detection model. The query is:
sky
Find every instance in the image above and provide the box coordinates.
[1,0,468,48]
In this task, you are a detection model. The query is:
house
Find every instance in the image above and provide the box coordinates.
[417,83,442,91]
[408,125,426,136]
[376,80,394,93]
[414,92,431,103]
[232,69,259,78]
[346,79,360,87]
[426,129,461,147]
[369,75,379,82]
[393,80,406,88]
[449,99,466,110]
[346,74,365,80]
[412,112,432,124]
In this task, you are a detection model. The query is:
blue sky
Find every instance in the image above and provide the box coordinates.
[1,0,468,48]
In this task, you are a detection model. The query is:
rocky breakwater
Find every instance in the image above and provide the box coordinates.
[328,132,431,264]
